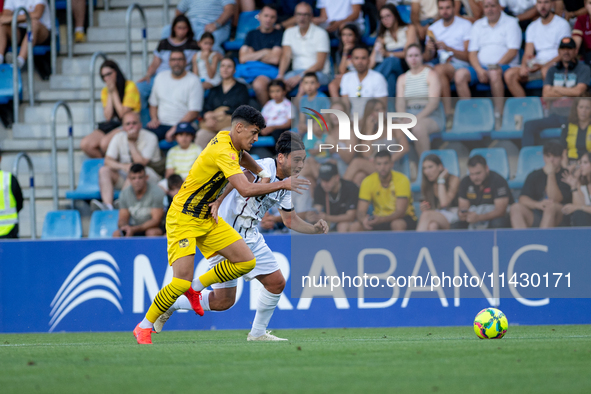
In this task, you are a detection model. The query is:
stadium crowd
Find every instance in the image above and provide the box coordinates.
[4,0,591,239]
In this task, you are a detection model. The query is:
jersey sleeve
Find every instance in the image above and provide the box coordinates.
[395,174,411,199]
[492,175,510,200]
[215,144,243,179]
[458,176,469,199]
[279,191,293,211]
[358,177,372,202]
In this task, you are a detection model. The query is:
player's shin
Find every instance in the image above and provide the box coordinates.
[250,287,281,338]
[197,258,256,288]
[144,277,192,325]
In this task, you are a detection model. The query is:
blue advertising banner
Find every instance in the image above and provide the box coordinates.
[0,229,589,334]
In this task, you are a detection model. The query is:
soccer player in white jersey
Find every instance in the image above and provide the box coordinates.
[155,131,329,341]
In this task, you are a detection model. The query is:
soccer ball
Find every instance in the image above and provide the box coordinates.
[473,308,508,339]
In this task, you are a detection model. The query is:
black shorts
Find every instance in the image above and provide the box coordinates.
[17,27,51,46]
[371,215,417,231]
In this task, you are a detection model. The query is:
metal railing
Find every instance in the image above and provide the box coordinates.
[11,152,36,239]
[50,101,75,211]
[105,0,110,12]
[89,51,107,128]
[125,4,148,81]
[89,0,94,27]
[163,0,169,25]
[49,0,57,73]
[12,7,35,124]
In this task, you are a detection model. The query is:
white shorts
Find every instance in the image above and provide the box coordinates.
[438,207,459,225]
[208,232,280,289]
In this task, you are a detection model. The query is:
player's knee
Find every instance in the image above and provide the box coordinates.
[235,257,256,275]
[218,296,236,311]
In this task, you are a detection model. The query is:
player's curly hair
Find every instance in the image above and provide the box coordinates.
[276,131,305,156]
[232,105,266,130]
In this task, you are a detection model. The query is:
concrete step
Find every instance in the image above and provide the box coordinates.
[1,137,84,151]
[50,73,151,90]
[12,122,95,139]
[59,54,154,76]
[87,26,165,42]
[36,89,101,102]
[1,151,86,175]
[21,102,103,124]
[108,0,178,9]
[74,40,159,55]
[97,8,175,27]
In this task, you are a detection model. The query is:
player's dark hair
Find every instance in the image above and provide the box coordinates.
[130,163,146,174]
[543,141,564,157]
[200,32,215,43]
[167,174,183,189]
[232,105,266,130]
[302,72,318,82]
[374,150,391,160]
[276,131,305,155]
[268,79,286,92]
[468,155,487,168]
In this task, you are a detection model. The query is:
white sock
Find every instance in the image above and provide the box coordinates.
[249,287,281,337]
[75,27,84,33]
[171,295,192,311]
[0,55,4,64]
[192,277,205,292]
[106,203,113,210]
[139,317,153,329]
[16,57,25,69]
[200,289,211,311]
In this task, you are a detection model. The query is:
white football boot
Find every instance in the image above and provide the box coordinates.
[153,308,175,333]
[247,330,288,341]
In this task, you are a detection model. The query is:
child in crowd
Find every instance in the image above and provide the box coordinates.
[164,174,183,212]
[162,122,202,186]
[298,72,330,135]
[192,32,222,90]
[260,79,292,141]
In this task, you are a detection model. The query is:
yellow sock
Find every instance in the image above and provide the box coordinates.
[198,258,256,288]
[145,277,191,323]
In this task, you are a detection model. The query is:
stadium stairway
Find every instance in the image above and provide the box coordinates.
[0,0,175,238]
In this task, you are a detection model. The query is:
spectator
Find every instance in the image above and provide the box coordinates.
[164,0,235,54]
[504,0,571,98]
[164,173,183,211]
[522,38,591,147]
[81,60,141,159]
[291,175,319,223]
[94,112,161,211]
[424,0,471,121]
[370,4,418,98]
[573,0,591,65]
[268,0,319,30]
[0,147,23,238]
[196,57,250,149]
[113,163,165,238]
[277,2,331,92]
[0,0,50,68]
[259,207,287,233]
[510,142,572,228]
[454,0,484,21]
[328,23,361,97]
[355,150,418,231]
[313,0,364,34]
[500,0,538,28]
[457,155,514,229]
[147,50,203,143]
[72,0,86,42]
[313,162,359,232]
[193,32,222,90]
[137,15,199,126]
[555,0,586,21]
[562,152,591,225]
[261,80,292,141]
[396,44,443,158]
[340,45,388,117]
[343,98,409,185]
[454,0,522,120]
[298,72,331,134]
[411,0,438,40]
[237,5,284,104]
[561,97,591,164]
[164,122,202,180]
[416,154,460,231]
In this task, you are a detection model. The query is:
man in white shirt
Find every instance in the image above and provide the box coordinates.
[0,0,51,68]
[313,0,364,34]
[454,0,522,117]
[95,112,162,211]
[500,0,538,27]
[424,0,472,118]
[503,0,571,97]
[277,2,331,91]
[147,50,203,143]
[340,46,389,117]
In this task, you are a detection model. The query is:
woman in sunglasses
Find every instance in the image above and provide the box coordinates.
[80,60,141,158]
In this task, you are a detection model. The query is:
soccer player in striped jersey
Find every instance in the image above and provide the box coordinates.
[154,131,328,341]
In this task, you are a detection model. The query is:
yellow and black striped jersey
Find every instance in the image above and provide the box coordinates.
[171,130,243,219]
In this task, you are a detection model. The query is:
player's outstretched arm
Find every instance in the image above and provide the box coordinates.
[227,173,310,197]
[239,152,269,180]
[280,209,328,234]
[210,170,256,223]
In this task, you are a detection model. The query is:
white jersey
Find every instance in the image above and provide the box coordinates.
[218,158,292,242]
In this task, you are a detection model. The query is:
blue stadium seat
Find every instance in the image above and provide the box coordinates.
[252,136,275,147]
[469,147,510,180]
[0,64,22,104]
[508,146,544,189]
[411,149,460,193]
[442,99,494,141]
[393,154,410,179]
[490,97,543,140]
[540,127,562,139]
[65,159,120,201]
[223,11,260,51]
[41,210,82,239]
[397,5,411,24]
[88,210,119,239]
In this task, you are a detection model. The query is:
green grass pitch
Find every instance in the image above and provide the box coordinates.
[1,326,590,393]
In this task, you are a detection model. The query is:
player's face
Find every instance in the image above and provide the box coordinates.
[287,150,306,176]
[536,0,552,18]
[237,122,260,150]
[468,164,488,186]
[438,0,454,20]
[375,156,392,178]
[423,160,443,182]
[129,170,148,193]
